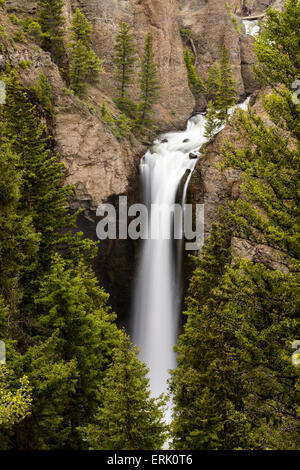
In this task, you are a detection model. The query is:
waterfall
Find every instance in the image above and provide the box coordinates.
[243,19,261,37]
[132,99,250,422]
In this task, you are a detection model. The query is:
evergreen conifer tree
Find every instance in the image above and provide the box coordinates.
[113,22,136,99]
[82,333,167,450]
[136,33,160,133]
[206,62,220,102]
[204,100,222,139]
[34,72,54,116]
[70,8,92,46]
[69,10,102,97]
[1,71,95,271]
[23,254,121,449]
[37,0,65,64]
[215,46,236,120]
[0,129,39,304]
[184,48,204,98]
[170,256,300,450]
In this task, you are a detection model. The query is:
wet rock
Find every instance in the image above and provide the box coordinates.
[189,152,198,159]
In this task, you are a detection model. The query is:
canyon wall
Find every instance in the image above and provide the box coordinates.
[1,0,284,319]
[4,0,268,208]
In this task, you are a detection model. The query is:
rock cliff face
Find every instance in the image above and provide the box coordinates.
[178,0,257,101]
[2,25,143,209]
[3,0,269,207]
[227,0,283,16]
[2,0,284,318]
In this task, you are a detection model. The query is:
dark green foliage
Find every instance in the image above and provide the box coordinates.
[37,0,65,64]
[184,48,204,98]
[221,107,299,261]
[202,47,236,122]
[0,72,123,447]
[215,46,236,120]
[34,72,54,116]
[69,10,102,97]
[254,0,300,89]
[114,95,137,120]
[1,71,95,271]
[220,5,299,261]
[0,70,125,450]
[70,8,92,46]
[82,333,167,450]
[0,130,39,300]
[15,254,121,449]
[171,254,300,450]
[113,22,136,99]
[206,62,220,103]
[136,33,160,133]
[204,100,221,139]
[69,40,90,96]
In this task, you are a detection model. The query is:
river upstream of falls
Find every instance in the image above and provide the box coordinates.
[132,98,250,423]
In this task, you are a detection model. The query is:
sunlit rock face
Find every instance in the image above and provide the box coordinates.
[2,0,263,205]
[227,0,283,16]
[68,0,195,130]
[6,0,268,130]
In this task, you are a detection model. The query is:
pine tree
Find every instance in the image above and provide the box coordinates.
[254,0,300,140]
[1,71,95,271]
[137,33,160,133]
[215,46,236,120]
[82,333,167,450]
[184,48,204,98]
[70,8,92,46]
[116,112,133,139]
[69,10,102,97]
[204,100,222,139]
[0,129,39,304]
[34,72,54,116]
[69,40,90,97]
[37,0,65,64]
[13,331,79,449]
[113,22,136,99]
[18,254,121,449]
[206,62,220,102]
[254,0,300,90]
[170,257,300,450]
[22,18,42,44]
[0,69,125,450]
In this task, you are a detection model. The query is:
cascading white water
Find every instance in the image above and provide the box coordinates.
[132,99,250,421]
[243,19,260,37]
